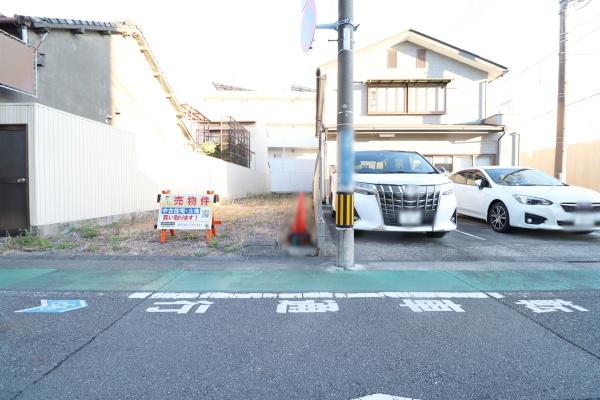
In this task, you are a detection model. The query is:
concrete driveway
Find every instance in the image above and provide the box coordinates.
[324,207,600,264]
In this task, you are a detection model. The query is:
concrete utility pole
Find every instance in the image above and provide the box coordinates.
[335,0,355,268]
[554,0,568,180]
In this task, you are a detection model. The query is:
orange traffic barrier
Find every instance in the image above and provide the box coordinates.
[288,192,311,246]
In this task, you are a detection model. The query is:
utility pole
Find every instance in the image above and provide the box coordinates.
[554,0,568,180]
[335,0,355,268]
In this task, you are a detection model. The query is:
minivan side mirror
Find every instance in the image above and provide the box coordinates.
[437,166,449,176]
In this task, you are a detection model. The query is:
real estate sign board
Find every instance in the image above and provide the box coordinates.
[157,194,214,230]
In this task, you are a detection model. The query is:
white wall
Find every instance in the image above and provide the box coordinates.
[269,159,315,193]
[0,103,269,227]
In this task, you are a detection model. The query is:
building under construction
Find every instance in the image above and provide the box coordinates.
[181,104,253,169]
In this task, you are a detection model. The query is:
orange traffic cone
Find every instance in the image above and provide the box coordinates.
[288,193,311,246]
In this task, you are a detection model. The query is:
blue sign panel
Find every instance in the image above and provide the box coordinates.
[15,299,88,313]
[300,0,316,52]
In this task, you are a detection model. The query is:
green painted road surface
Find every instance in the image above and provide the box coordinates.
[2,267,600,292]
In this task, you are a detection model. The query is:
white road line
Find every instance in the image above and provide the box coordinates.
[487,292,505,299]
[129,291,492,300]
[454,229,486,241]
[591,232,600,237]
[128,292,152,299]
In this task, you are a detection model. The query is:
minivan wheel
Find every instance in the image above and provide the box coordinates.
[426,231,447,238]
[489,202,511,233]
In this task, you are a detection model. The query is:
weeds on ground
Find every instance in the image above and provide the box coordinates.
[109,236,123,251]
[85,243,100,253]
[3,231,53,250]
[75,225,99,239]
[53,241,77,250]
[181,231,200,241]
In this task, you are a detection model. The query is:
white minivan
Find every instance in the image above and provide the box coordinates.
[330,150,457,238]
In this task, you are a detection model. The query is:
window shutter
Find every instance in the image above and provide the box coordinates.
[387,48,397,69]
[416,48,426,68]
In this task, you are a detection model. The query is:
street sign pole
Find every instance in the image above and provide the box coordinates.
[336,0,355,268]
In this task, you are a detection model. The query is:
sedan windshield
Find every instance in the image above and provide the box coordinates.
[354,151,437,174]
[485,168,566,186]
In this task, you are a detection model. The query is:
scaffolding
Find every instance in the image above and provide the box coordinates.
[180,104,253,169]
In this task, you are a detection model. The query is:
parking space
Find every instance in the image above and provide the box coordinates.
[324,208,600,263]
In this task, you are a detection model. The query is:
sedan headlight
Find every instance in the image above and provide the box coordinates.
[438,182,455,196]
[355,182,377,195]
[513,194,553,205]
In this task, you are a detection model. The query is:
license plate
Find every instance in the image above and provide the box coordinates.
[574,213,595,227]
[399,210,422,226]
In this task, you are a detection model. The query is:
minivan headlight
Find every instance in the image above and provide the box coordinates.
[355,182,377,195]
[513,194,553,205]
[438,182,455,196]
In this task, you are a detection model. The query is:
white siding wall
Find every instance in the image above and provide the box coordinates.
[0,103,269,227]
[326,135,499,171]
[321,40,489,127]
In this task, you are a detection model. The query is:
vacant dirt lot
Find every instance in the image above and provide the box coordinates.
[0,194,309,257]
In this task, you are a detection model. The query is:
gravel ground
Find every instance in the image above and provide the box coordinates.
[0,194,312,257]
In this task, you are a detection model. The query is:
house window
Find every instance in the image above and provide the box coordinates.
[368,83,446,114]
[424,154,496,173]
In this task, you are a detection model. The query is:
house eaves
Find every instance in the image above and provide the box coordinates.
[326,123,504,135]
[321,29,508,81]
[0,14,197,147]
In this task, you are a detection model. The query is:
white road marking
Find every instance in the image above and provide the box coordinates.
[515,299,589,313]
[352,394,420,400]
[454,229,486,240]
[151,292,199,299]
[129,291,493,300]
[303,292,334,298]
[346,292,385,298]
[128,292,152,299]
[591,232,600,237]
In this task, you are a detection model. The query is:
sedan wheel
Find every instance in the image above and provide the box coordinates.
[489,202,511,233]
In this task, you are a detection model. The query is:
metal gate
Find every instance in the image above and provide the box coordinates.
[0,125,29,234]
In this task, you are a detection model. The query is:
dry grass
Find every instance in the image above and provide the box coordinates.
[0,194,304,257]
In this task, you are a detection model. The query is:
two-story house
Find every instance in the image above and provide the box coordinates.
[319,29,514,176]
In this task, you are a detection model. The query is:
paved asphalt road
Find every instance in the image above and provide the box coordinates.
[325,211,600,263]
[2,267,600,400]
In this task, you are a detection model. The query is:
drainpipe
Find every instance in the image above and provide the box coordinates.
[511,133,521,166]
[497,131,506,166]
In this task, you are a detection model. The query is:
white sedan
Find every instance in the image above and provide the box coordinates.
[450,166,600,233]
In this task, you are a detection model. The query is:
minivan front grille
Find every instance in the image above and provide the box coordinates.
[375,184,439,226]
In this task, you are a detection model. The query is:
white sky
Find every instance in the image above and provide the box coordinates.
[3,0,598,108]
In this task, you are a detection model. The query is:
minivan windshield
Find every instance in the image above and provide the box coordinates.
[354,151,437,174]
[485,168,566,186]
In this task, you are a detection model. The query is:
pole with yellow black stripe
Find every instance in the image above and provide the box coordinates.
[335,0,355,268]
[335,192,354,228]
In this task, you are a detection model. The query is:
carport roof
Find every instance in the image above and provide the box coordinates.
[326,123,504,135]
